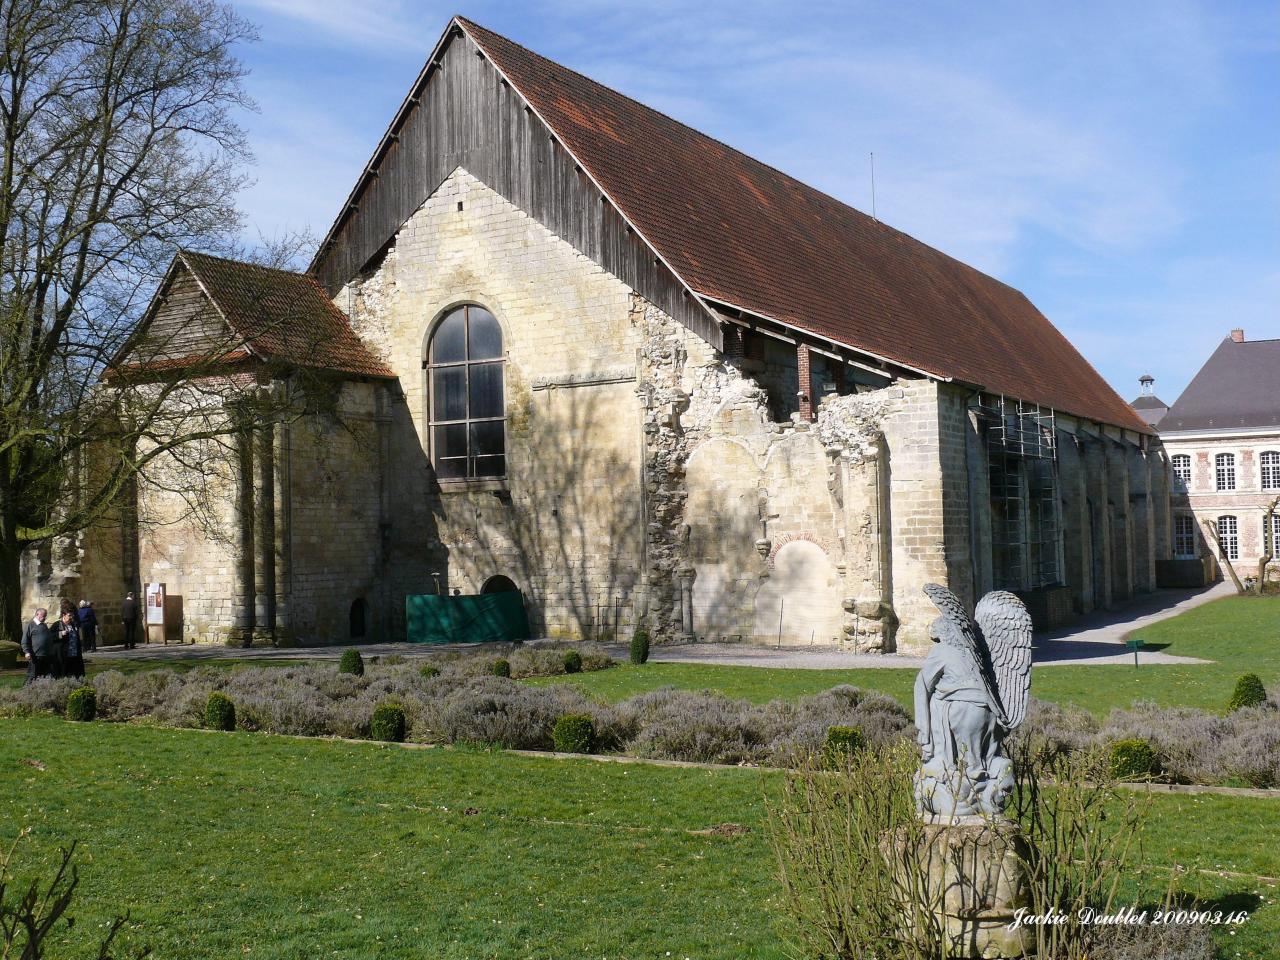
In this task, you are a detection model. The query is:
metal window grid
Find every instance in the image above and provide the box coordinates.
[426,305,507,480]
[977,394,1061,592]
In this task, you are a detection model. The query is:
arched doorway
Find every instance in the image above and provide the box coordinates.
[480,575,519,595]
[349,598,367,639]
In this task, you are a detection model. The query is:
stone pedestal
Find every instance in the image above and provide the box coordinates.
[891,817,1035,958]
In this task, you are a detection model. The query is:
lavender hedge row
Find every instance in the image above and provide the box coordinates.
[3,660,1277,784]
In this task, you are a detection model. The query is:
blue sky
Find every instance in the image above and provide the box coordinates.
[231,0,1278,405]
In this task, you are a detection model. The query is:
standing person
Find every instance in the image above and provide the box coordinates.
[121,591,138,649]
[55,610,84,679]
[54,599,75,677]
[78,600,98,652]
[20,608,53,684]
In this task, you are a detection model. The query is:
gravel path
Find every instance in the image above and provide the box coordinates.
[86,583,1230,670]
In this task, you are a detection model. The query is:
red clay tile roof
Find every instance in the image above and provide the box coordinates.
[181,251,394,379]
[457,18,1148,433]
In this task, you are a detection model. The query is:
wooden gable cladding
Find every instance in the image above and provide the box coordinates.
[311,31,722,350]
[138,263,237,363]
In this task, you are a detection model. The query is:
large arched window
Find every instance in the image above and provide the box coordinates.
[1261,451,1280,490]
[1215,452,1236,491]
[426,305,505,479]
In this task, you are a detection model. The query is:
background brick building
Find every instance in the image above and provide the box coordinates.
[1158,330,1280,585]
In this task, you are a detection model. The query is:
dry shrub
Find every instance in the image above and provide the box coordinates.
[758,685,912,764]
[422,676,608,750]
[621,689,768,764]
[1211,705,1280,787]
[0,677,78,716]
[93,670,183,721]
[1086,920,1215,960]
[769,739,1155,960]
[620,685,912,766]
[1014,697,1099,759]
[1098,702,1227,784]
[1007,740,1154,959]
[768,740,944,959]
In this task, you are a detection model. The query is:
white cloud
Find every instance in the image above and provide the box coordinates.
[237,0,432,49]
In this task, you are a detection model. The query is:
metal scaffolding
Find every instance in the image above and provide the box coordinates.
[977,395,1062,591]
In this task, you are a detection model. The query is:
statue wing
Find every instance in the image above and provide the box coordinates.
[975,591,1034,730]
[925,582,1007,725]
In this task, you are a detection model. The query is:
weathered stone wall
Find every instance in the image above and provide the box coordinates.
[878,380,974,652]
[340,168,647,640]
[284,383,388,644]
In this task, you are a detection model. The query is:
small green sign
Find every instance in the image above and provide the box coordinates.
[1125,636,1144,667]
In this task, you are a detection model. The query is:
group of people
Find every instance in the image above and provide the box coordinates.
[19,598,106,684]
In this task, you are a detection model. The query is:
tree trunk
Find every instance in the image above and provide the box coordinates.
[1258,499,1279,596]
[0,530,23,646]
[1203,519,1246,595]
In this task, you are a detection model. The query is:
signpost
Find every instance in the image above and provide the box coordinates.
[1125,636,1144,668]
[144,582,166,646]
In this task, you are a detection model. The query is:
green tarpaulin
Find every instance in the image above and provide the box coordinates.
[405,592,530,644]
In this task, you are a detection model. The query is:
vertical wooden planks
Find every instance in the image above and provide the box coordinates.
[313,33,721,350]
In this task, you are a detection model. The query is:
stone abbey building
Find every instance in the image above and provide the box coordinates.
[23,17,1172,652]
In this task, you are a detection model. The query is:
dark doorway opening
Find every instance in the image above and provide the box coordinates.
[480,575,518,595]
[349,598,367,639]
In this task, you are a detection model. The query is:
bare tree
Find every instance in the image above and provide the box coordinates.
[0,0,267,641]
[1258,495,1279,596]
[1202,518,1246,595]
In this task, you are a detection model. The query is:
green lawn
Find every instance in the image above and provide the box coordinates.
[1,718,1276,959]
[543,594,1280,716]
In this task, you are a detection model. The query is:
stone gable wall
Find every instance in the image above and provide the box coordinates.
[340,168,648,639]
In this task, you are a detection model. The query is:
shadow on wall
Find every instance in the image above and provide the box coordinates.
[421,378,645,641]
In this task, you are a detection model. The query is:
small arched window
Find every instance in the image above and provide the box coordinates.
[426,305,505,479]
[1216,515,1238,560]
[1261,451,1280,490]
[1215,453,1236,491]
[1171,454,1191,488]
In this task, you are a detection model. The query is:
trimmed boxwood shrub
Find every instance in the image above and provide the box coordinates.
[1227,673,1267,712]
[822,725,864,767]
[1108,738,1157,780]
[553,713,596,754]
[338,648,364,676]
[629,628,650,665]
[491,658,511,678]
[370,702,407,743]
[419,663,441,680]
[562,650,583,674]
[66,687,97,722]
[205,692,236,731]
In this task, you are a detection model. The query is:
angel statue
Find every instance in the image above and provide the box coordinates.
[913,583,1033,819]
